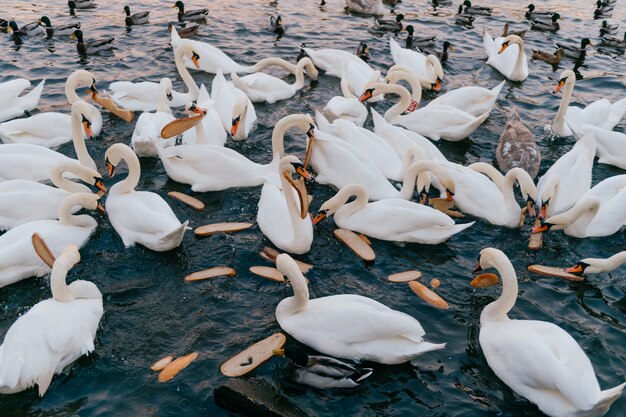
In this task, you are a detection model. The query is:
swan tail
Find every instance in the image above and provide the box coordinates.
[491,80,506,96]
[409,342,446,366]
[160,220,189,249]
[18,79,45,112]
[482,28,495,59]
[590,382,626,416]
[0,347,24,390]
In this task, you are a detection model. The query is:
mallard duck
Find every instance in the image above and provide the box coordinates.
[374,13,404,31]
[7,21,42,37]
[462,0,492,15]
[405,25,436,49]
[123,6,150,26]
[525,3,553,21]
[425,41,455,63]
[531,47,564,65]
[274,347,374,389]
[601,31,625,48]
[68,0,95,10]
[0,18,8,32]
[38,16,80,37]
[496,108,541,178]
[172,1,208,21]
[531,13,560,32]
[555,37,591,59]
[596,0,614,12]
[270,15,284,35]
[70,29,114,55]
[594,3,612,19]
[501,23,527,38]
[455,5,475,25]
[356,41,370,62]
[167,22,199,38]
[600,20,619,36]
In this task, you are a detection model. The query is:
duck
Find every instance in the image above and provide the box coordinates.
[389,38,444,90]
[356,41,370,62]
[555,38,592,60]
[530,13,560,32]
[0,162,104,231]
[38,16,80,37]
[167,22,199,38]
[550,69,626,137]
[0,192,101,288]
[473,247,626,417]
[0,100,97,182]
[6,21,43,37]
[533,175,626,238]
[374,13,404,31]
[535,133,595,219]
[275,253,446,365]
[599,20,619,37]
[594,5,612,19]
[405,25,436,49]
[172,1,208,21]
[109,44,200,111]
[105,144,188,251]
[483,31,529,82]
[531,48,564,65]
[565,251,626,275]
[257,156,313,254]
[345,0,385,16]
[270,15,284,35]
[0,78,45,123]
[273,347,373,389]
[154,113,314,192]
[231,57,318,104]
[0,71,102,147]
[313,183,474,244]
[70,29,114,55]
[496,108,541,178]
[124,6,150,26]
[360,82,490,141]
[579,124,626,170]
[0,242,103,396]
[601,31,625,48]
[525,3,553,21]
[424,41,455,64]
[68,0,95,10]
[212,70,257,140]
[462,0,492,15]
[501,23,527,39]
[455,4,475,25]
[596,0,614,13]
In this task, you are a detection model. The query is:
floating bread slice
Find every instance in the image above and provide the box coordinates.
[259,247,313,274]
[151,355,173,371]
[220,333,286,377]
[89,91,134,122]
[527,265,584,281]
[249,266,285,282]
[334,229,375,262]
[408,280,449,309]
[168,191,205,210]
[160,113,204,139]
[528,218,543,250]
[194,222,253,237]
[388,270,422,283]
[471,273,499,288]
[185,267,236,282]
[32,233,55,268]
[158,352,198,382]
[430,198,464,218]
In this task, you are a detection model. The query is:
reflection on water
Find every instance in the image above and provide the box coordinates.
[0,0,625,416]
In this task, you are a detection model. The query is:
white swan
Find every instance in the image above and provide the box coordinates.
[105,144,188,251]
[579,124,626,170]
[360,82,490,141]
[321,69,369,127]
[534,174,626,238]
[109,43,200,111]
[389,38,444,90]
[275,253,445,364]
[231,58,318,104]
[536,133,596,219]
[0,162,104,230]
[0,100,97,182]
[257,156,313,254]
[0,78,45,123]
[0,192,101,288]
[483,32,529,82]
[314,184,474,244]
[474,247,626,417]
[212,70,257,141]
[0,70,101,147]
[345,0,385,15]
[566,251,626,275]
[551,70,626,137]
[0,244,102,396]
[155,113,313,192]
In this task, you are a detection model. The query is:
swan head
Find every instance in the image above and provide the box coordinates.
[553,69,575,94]
[71,100,98,139]
[498,35,524,55]
[473,247,507,273]
[425,55,443,90]
[532,197,600,234]
[564,260,591,275]
[313,184,365,225]
[177,43,201,68]
[280,155,313,181]
[185,101,207,116]
[159,78,174,101]
[68,69,98,94]
[105,143,134,178]
[77,164,106,194]
[230,97,249,137]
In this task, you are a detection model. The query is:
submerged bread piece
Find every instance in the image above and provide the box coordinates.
[185,267,236,282]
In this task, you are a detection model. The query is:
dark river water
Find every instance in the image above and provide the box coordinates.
[1,0,625,416]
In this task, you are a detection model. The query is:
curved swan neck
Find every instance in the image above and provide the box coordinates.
[71,102,96,169]
[194,114,208,145]
[481,254,518,323]
[328,185,369,217]
[373,83,412,121]
[50,163,90,193]
[271,114,309,158]
[114,147,141,194]
[282,260,309,312]
[502,168,534,213]
[175,46,200,99]
[157,79,173,114]
[399,160,451,200]
[293,58,312,89]
[554,74,575,128]
[595,252,626,272]
[50,257,74,302]
[548,197,600,229]
[386,70,422,104]
[244,57,298,74]
[65,70,93,104]
[513,40,525,78]
[340,73,355,98]
[58,194,97,228]
[279,167,305,239]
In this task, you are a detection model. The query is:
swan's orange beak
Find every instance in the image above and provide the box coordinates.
[82,120,93,139]
[312,210,327,225]
[94,178,107,194]
[445,189,454,202]
[191,52,200,69]
[359,89,373,103]
[564,264,584,274]
[473,261,483,273]
[96,202,106,214]
[296,166,313,181]
[106,157,116,178]
[532,221,551,233]
[432,77,441,91]
[553,79,565,94]
[498,42,510,54]
[230,116,240,137]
